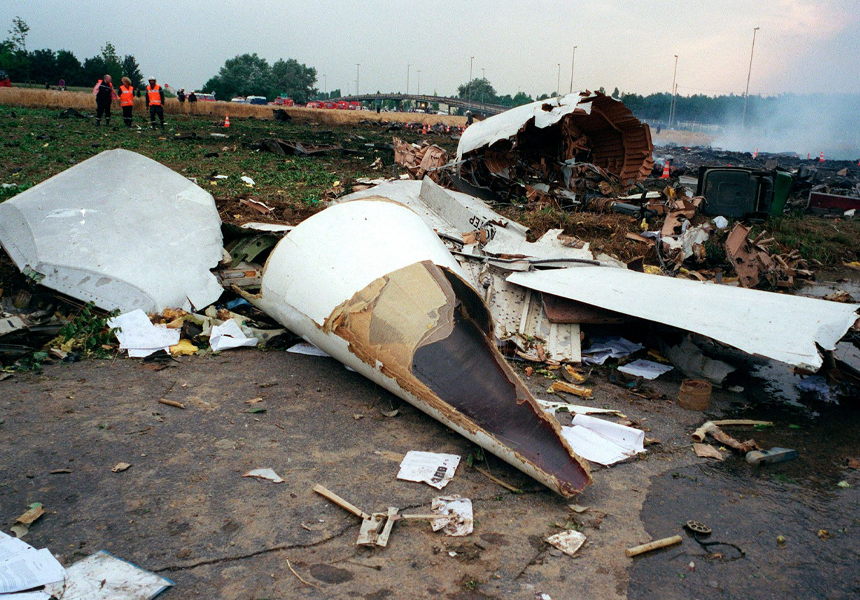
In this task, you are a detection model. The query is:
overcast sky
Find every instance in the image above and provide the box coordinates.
[3,0,858,97]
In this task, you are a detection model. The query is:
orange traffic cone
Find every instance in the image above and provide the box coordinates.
[224,115,231,128]
[753,148,758,158]
[807,153,811,159]
[819,151,824,163]
[422,123,428,135]
[660,160,671,179]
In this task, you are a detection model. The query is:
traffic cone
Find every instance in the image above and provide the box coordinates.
[422,123,428,135]
[753,148,758,158]
[807,153,810,159]
[819,151,824,163]
[224,115,230,128]
[660,160,671,179]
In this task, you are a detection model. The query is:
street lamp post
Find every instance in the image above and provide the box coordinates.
[669,54,678,127]
[556,63,561,97]
[481,68,485,103]
[417,70,421,95]
[468,56,474,104]
[406,64,411,96]
[323,74,326,98]
[355,64,360,96]
[742,27,760,127]
[569,45,577,94]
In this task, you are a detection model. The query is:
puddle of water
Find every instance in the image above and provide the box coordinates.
[796,268,860,301]
[632,378,860,600]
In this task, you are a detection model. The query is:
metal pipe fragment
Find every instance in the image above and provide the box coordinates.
[626,535,683,557]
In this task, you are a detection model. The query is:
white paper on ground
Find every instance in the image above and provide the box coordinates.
[286,342,331,358]
[242,468,284,484]
[397,451,460,489]
[546,530,587,557]
[0,531,33,563]
[431,496,474,537]
[209,320,258,352]
[536,400,626,418]
[108,310,179,358]
[617,359,673,380]
[561,414,645,466]
[42,550,173,600]
[581,336,643,365]
[0,548,66,594]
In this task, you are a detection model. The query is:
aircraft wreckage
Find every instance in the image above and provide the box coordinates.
[1,124,858,496]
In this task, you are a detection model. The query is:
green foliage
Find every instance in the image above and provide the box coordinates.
[121,54,142,87]
[99,42,122,83]
[203,53,317,103]
[55,302,119,358]
[457,77,496,103]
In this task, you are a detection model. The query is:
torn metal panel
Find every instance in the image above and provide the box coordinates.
[0,149,223,313]
[457,92,654,184]
[340,178,528,243]
[482,228,593,262]
[247,199,591,496]
[507,266,860,371]
[455,259,581,363]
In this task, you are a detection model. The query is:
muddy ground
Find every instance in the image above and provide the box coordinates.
[1,348,858,600]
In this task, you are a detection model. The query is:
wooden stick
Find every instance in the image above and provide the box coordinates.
[474,466,522,493]
[285,558,318,588]
[157,398,185,409]
[312,484,370,520]
[626,535,683,557]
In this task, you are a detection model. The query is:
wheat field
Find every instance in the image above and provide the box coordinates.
[0,88,469,127]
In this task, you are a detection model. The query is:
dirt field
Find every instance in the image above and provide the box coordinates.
[2,348,857,600]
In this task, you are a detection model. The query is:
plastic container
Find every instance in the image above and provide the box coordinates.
[678,379,712,411]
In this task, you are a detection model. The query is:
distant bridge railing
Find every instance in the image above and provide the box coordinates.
[328,93,508,115]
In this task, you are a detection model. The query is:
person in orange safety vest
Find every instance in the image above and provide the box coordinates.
[119,77,135,128]
[145,76,165,130]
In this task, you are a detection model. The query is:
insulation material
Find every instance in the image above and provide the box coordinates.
[508,266,859,371]
[245,199,591,496]
[0,149,223,313]
[561,414,646,466]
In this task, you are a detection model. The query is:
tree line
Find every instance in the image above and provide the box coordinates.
[0,17,143,88]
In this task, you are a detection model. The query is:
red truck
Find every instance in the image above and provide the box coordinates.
[271,96,294,106]
[0,70,11,87]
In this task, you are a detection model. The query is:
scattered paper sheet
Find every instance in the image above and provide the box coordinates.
[0,531,33,563]
[0,548,66,594]
[209,320,258,352]
[43,550,173,600]
[617,359,674,380]
[561,415,645,466]
[397,451,460,489]
[287,342,331,358]
[431,496,473,537]
[536,400,626,418]
[242,468,284,484]
[546,530,587,557]
[240,176,255,186]
[108,310,179,358]
[581,336,644,365]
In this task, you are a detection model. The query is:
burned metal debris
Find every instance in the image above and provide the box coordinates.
[452,91,654,208]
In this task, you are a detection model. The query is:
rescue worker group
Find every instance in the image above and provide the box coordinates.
[93,74,180,130]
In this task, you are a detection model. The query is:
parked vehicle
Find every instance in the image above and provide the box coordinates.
[0,70,11,87]
[271,97,294,106]
[194,93,216,102]
[247,96,268,105]
[230,97,247,103]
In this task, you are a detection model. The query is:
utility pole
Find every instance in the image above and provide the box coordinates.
[569,45,577,94]
[669,54,678,127]
[468,56,474,104]
[742,27,760,127]
[417,70,421,95]
[407,64,411,95]
[481,68,485,104]
[323,74,326,98]
[355,64,360,96]
[557,63,561,97]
